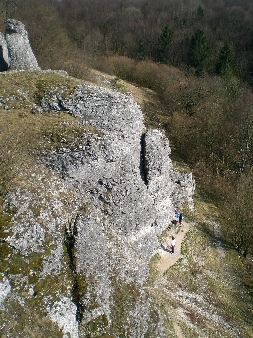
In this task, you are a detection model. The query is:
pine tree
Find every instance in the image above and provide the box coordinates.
[216,41,237,77]
[197,5,204,18]
[156,25,173,63]
[187,29,208,75]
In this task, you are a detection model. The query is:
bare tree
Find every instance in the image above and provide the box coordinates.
[0,0,18,22]
[223,174,253,257]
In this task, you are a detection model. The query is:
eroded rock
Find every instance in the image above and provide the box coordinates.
[1,74,195,337]
[1,19,40,70]
[0,33,9,71]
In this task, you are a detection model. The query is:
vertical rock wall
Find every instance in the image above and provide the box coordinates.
[0,33,9,71]
[0,19,40,71]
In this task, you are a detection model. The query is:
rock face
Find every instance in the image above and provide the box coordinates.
[0,19,40,70]
[0,33,9,71]
[0,73,195,336]
[0,12,195,335]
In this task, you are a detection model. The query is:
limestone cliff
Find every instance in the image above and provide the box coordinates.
[0,16,194,335]
[0,70,194,337]
[0,33,9,71]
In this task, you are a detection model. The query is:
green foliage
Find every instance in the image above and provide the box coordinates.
[155,25,173,63]
[216,41,238,78]
[138,38,145,60]
[187,29,209,75]
[197,5,204,18]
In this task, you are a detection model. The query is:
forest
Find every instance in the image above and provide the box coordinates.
[1,0,253,260]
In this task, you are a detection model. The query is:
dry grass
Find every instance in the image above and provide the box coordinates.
[147,194,253,337]
[0,71,81,106]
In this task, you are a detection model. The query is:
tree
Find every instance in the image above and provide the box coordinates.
[187,29,208,75]
[216,41,238,78]
[137,38,145,60]
[0,0,17,22]
[223,174,253,257]
[197,5,204,18]
[155,25,173,63]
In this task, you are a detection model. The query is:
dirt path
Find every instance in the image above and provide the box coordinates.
[156,222,191,274]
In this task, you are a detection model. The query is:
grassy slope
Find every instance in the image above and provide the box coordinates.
[147,192,253,337]
[0,70,252,337]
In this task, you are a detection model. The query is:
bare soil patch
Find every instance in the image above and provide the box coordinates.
[156,222,191,274]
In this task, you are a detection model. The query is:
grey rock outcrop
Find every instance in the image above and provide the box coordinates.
[0,273,11,308]
[171,170,195,211]
[0,33,9,71]
[0,19,40,71]
[0,72,195,337]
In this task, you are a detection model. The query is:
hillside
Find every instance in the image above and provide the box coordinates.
[0,12,253,337]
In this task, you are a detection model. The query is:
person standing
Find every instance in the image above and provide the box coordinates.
[171,236,176,254]
[174,209,179,223]
[179,213,183,225]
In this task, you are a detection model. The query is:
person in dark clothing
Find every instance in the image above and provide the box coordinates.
[179,213,183,225]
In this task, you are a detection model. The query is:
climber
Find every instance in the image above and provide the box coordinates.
[171,235,176,254]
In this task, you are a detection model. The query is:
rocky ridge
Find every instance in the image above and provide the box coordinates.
[0,19,195,338]
[0,70,195,337]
